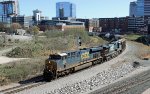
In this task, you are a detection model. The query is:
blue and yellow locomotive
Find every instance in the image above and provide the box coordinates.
[43,38,126,81]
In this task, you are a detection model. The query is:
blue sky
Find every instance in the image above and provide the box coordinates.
[19,0,135,19]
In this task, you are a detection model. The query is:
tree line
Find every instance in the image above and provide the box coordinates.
[0,22,39,35]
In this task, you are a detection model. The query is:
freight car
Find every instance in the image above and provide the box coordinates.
[43,38,126,81]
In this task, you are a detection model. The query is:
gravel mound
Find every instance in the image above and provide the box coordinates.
[48,63,134,94]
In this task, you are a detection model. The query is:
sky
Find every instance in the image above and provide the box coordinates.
[19,0,135,19]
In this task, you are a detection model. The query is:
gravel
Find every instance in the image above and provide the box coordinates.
[13,41,150,94]
[47,63,134,94]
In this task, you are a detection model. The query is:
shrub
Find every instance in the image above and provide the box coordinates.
[6,30,106,58]
[6,47,32,58]
[0,58,45,85]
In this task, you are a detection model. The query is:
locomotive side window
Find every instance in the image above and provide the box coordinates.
[71,52,76,57]
[68,53,71,58]
[117,42,120,48]
[61,56,67,60]
[77,52,80,57]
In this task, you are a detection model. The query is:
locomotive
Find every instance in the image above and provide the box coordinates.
[43,38,126,81]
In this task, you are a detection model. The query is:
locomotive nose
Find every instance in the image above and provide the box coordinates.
[45,59,53,70]
[43,59,57,81]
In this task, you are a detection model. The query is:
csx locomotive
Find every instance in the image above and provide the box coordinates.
[43,38,126,81]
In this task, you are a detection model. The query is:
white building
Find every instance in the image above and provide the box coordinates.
[33,9,42,23]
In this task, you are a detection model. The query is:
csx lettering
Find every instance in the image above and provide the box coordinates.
[81,52,89,59]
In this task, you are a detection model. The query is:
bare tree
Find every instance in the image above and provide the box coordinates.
[10,23,22,34]
[0,22,6,32]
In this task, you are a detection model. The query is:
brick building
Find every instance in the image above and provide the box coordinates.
[99,17,128,33]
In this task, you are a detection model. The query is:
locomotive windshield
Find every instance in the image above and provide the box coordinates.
[49,55,61,60]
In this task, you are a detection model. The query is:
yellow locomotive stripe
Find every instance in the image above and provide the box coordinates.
[57,56,103,72]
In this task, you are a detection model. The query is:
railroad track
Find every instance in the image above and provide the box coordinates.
[0,65,97,94]
[0,82,46,94]
[0,75,46,94]
[96,71,150,94]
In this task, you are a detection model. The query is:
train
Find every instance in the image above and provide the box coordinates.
[43,38,126,81]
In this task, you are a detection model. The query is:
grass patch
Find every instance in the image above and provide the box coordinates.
[125,34,142,41]
[0,58,45,86]
[0,36,4,50]
[0,35,18,51]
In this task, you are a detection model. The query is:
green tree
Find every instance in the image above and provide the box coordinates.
[27,26,39,35]
[27,26,40,44]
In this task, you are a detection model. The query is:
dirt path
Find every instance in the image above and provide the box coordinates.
[0,56,26,64]
[0,46,26,64]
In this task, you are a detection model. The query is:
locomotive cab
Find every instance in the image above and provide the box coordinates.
[43,53,68,81]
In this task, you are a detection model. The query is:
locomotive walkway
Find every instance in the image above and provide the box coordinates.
[1,41,150,94]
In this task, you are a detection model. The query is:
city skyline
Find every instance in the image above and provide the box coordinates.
[18,0,135,19]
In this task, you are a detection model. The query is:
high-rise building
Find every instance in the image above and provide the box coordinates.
[0,0,19,16]
[136,0,144,17]
[33,9,41,22]
[33,9,42,25]
[129,0,150,17]
[144,0,150,16]
[130,2,137,17]
[0,0,19,23]
[56,2,76,18]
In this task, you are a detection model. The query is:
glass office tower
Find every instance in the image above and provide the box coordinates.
[130,2,137,16]
[136,0,144,16]
[56,2,76,18]
[0,0,19,16]
[0,0,19,23]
